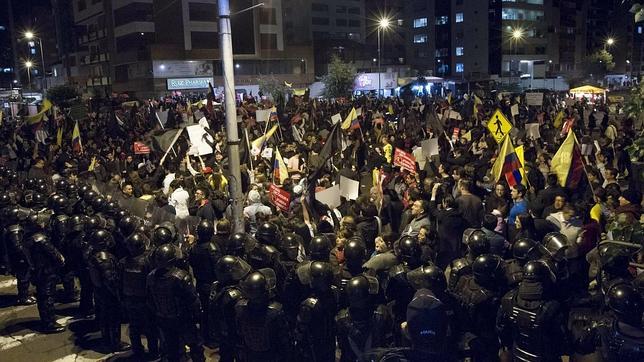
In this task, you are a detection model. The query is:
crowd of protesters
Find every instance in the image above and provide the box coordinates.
[0,84,642,361]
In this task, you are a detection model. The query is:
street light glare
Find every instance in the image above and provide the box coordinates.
[24,31,34,39]
[25,60,33,68]
[512,28,524,40]
[378,18,391,29]
[606,38,615,46]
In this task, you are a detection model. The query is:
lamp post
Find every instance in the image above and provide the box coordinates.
[24,60,33,90]
[377,17,390,98]
[511,27,524,87]
[24,31,47,91]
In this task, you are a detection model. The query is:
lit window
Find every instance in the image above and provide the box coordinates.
[436,16,448,25]
[456,63,464,73]
[413,18,428,28]
[455,13,464,23]
[30,48,36,55]
[639,26,643,34]
[414,34,428,43]
[456,47,464,56]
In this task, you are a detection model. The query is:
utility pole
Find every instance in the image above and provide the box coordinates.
[218,0,244,233]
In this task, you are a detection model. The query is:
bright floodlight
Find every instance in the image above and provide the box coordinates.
[606,38,615,46]
[25,60,33,68]
[512,28,524,40]
[24,31,34,39]
[378,18,391,29]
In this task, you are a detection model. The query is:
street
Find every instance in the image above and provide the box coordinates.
[0,275,220,362]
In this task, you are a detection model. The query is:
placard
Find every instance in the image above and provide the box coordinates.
[525,123,541,139]
[339,176,360,200]
[269,184,290,212]
[525,93,543,106]
[186,124,214,155]
[511,104,519,117]
[256,108,272,123]
[421,138,439,157]
[393,148,417,174]
[315,185,341,209]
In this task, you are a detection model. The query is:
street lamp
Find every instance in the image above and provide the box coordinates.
[509,27,524,86]
[377,17,391,97]
[24,30,47,91]
[24,60,33,90]
[606,38,615,47]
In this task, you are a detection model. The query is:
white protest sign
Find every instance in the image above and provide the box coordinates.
[261,147,273,159]
[256,108,272,123]
[339,176,360,201]
[422,138,440,157]
[525,123,541,139]
[194,110,204,121]
[186,124,214,155]
[331,113,342,125]
[511,104,519,117]
[525,93,544,106]
[413,147,427,170]
[315,185,341,209]
[355,107,362,117]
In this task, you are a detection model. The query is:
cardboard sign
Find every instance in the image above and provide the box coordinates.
[422,138,440,157]
[525,93,544,106]
[256,108,272,123]
[315,185,341,209]
[269,184,290,212]
[339,176,360,200]
[525,123,541,139]
[510,104,519,117]
[331,113,342,125]
[487,109,513,144]
[393,148,417,174]
[186,124,214,155]
[412,147,427,170]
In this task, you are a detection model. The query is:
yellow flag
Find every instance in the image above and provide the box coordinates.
[553,111,564,129]
[550,131,576,186]
[251,124,278,152]
[341,107,357,130]
[56,127,63,147]
[473,95,482,115]
[514,145,528,186]
[462,130,472,142]
[0,110,3,125]
[388,104,394,115]
[25,99,53,125]
[88,156,97,171]
[447,93,452,105]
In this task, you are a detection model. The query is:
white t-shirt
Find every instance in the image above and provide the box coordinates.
[169,187,190,219]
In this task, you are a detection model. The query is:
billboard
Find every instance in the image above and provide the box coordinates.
[166,77,214,90]
[353,73,398,91]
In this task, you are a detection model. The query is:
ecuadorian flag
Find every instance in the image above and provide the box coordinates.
[273,148,288,184]
[551,131,584,188]
[72,121,83,153]
[491,135,524,187]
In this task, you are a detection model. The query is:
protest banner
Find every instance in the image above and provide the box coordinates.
[269,184,291,212]
[315,185,341,209]
[525,93,544,106]
[339,176,360,200]
[393,148,417,174]
[133,141,151,154]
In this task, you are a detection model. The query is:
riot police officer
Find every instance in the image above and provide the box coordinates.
[247,223,287,286]
[447,229,490,291]
[147,243,205,362]
[497,260,568,361]
[4,225,35,305]
[209,255,252,362]
[576,284,644,361]
[451,254,506,361]
[504,238,544,288]
[295,262,338,361]
[88,229,128,352]
[188,219,221,345]
[119,232,159,359]
[28,232,66,333]
[234,268,293,361]
[336,275,392,362]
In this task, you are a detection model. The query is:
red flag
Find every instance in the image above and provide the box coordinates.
[133,141,151,154]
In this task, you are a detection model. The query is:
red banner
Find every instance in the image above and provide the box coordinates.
[393,148,417,174]
[133,141,151,154]
[269,184,290,212]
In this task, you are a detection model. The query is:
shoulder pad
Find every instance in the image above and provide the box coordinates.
[171,268,191,282]
[298,298,319,323]
[388,264,408,277]
[95,250,111,261]
[264,245,279,254]
[335,308,350,323]
[267,301,284,313]
[225,287,244,301]
[451,258,470,272]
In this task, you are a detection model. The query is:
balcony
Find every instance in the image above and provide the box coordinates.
[86,77,111,87]
[78,29,106,45]
[80,53,110,65]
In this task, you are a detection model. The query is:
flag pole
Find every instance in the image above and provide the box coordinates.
[574,133,596,197]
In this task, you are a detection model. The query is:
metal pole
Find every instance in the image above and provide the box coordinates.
[218,0,244,233]
[378,27,381,98]
[27,68,31,90]
[38,37,46,91]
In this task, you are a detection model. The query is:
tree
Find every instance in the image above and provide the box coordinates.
[321,55,356,99]
[587,49,615,78]
[46,85,79,106]
[628,2,644,23]
[624,76,644,126]
[257,74,287,109]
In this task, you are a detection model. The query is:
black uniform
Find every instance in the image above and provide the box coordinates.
[119,232,158,358]
[28,233,66,333]
[147,243,205,362]
[88,230,127,351]
[234,269,293,362]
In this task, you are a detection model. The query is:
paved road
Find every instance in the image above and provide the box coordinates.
[0,274,219,361]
